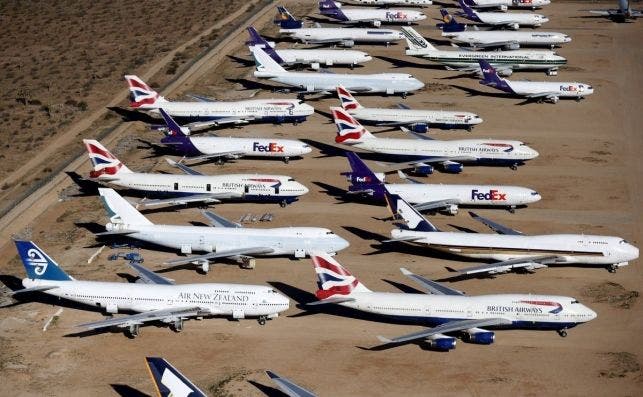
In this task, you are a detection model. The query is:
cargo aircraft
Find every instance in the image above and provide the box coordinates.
[587,0,641,21]
[457,0,549,29]
[318,0,427,26]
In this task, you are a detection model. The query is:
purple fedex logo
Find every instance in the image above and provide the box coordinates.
[559,85,578,92]
[253,142,284,152]
[471,189,507,201]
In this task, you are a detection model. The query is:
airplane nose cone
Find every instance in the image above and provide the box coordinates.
[586,307,597,321]
[564,36,572,43]
[414,79,426,90]
[528,191,542,203]
[541,17,549,23]
[336,236,350,252]
[364,55,373,62]
[301,145,313,155]
[298,183,310,195]
[627,244,639,261]
[472,115,483,125]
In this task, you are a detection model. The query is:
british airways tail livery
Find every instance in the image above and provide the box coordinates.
[307,252,597,349]
[125,75,167,109]
[146,357,207,397]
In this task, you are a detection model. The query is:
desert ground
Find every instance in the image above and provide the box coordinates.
[0,0,642,396]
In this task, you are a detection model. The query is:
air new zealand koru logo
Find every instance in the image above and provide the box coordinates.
[26,248,48,275]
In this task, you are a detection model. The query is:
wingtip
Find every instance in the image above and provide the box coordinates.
[265,370,279,379]
[376,335,392,343]
[399,267,412,275]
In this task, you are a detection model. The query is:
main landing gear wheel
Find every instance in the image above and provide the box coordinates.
[128,324,140,338]
[510,164,518,171]
[402,92,407,99]
[557,329,567,337]
[508,206,516,214]
[258,316,267,325]
[608,264,618,273]
[280,200,287,208]
[283,157,290,164]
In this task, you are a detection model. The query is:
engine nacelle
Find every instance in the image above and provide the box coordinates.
[232,310,245,319]
[310,62,320,70]
[509,23,519,30]
[426,336,457,351]
[413,165,434,175]
[340,39,355,47]
[105,302,118,314]
[464,330,495,345]
[305,85,315,93]
[443,204,459,215]
[410,123,429,133]
[499,5,508,11]
[442,161,463,173]
[372,20,382,27]
[505,42,520,50]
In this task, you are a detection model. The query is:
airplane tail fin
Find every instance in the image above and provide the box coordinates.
[311,251,371,300]
[145,357,207,397]
[478,60,512,92]
[247,27,285,64]
[336,85,362,110]
[319,0,349,21]
[438,9,466,32]
[344,152,386,198]
[124,75,166,108]
[274,6,304,29]
[251,47,286,77]
[458,0,478,19]
[98,188,153,226]
[158,108,189,137]
[384,189,439,232]
[83,139,132,178]
[15,240,72,281]
[331,107,375,144]
[401,27,438,52]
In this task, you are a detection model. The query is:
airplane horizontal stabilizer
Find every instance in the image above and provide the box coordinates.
[11,285,60,296]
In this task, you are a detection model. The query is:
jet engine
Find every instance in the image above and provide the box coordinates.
[340,39,355,47]
[509,23,519,30]
[412,164,434,175]
[504,42,520,50]
[372,20,382,27]
[425,335,457,351]
[409,123,429,133]
[442,161,464,173]
[443,204,459,215]
[310,62,320,70]
[463,329,495,344]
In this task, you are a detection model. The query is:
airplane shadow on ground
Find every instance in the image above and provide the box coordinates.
[107,107,157,124]
[227,54,255,67]
[65,172,100,196]
[136,139,178,159]
[110,384,151,397]
[450,85,536,105]
[248,381,290,397]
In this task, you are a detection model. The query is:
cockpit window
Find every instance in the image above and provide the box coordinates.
[571,299,579,304]
[325,231,334,235]
[288,178,295,181]
[620,239,629,244]
[531,191,539,196]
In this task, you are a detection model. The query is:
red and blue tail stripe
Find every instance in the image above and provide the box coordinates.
[313,255,359,300]
[332,109,366,143]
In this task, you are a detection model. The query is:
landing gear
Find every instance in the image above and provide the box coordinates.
[510,164,518,171]
[467,126,473,132]
[197,260,210,274]
[608,264,618,273]
[402,92,408,99]
[128,324,140,338]
[258,315,267,325]
[350,63,354,70]
[508,206,516,214]
[280,200,288,208]
[557,329,567,337]
[283,157,290,164]
[172,319,184,333]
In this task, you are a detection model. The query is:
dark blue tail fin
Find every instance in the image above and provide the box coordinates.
[478,60,513,93]
[275,6,303,29]
[159,108,188,137]
[246,26,269,47]
[319,0,349,21]
[458,0,480,21]
[344,152,386,199]
[438,9,466,32]
[145,357,206,397]
[15,241,72,281]
[383,191,439,232]
[158,109,201,156]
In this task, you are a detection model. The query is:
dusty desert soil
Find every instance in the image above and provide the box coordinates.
[1,1,642,396]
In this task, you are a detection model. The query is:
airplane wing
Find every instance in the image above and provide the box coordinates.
[201,210,243,228]
[347,86,377,93]
[305,296,356,306]
[166,158,204,175]
[77,306,206,330]
[397,103,411,110]
[382,235,427,243]
[11,285,60,296]
[471,40,520,49]
[266,371,317,397]
[525,92,560,99]
[185,93,217,102]
[128,261,174,285]
[133,194,224,209]
[184,118,250,131]
[399,268,464,296]
[397,170,423,184]
[376,317,512,345]
[377,157,477,173]
[468,211,523,235]
[414,199,461,212]
[401,126,434,140]
[95,229,139,236]
[455,255,560,275]
[164,247,275,266]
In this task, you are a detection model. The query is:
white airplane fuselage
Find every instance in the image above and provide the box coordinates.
[330,8,427,24]
[506,81,594,98]
[279,28,405,45]
[96,172,309,204]
[468,11,549,28]
[390,230,639,266]
[443,31,571,48]
[354,0,432,6]
[338,292,595,330]
[470,0,551,9]
[275,48,373,67]
[385,183,541,207]
[188,136,312,159]
[348,107,483,129]
[105,223,350,258]
[22,278,290,318]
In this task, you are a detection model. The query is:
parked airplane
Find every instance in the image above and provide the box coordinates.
[124,75,313,131]
[84,139,309,208]
[266,371,318,397]
[247,26,372,70]
[318,0,427,26]
[438,9,571,49]
[336,85,483,132]
[465,0,551,11]
[146,357,207,397]
[251,47,424,98]
[588,0,641,22]
[478,60,594,103]
[276,6,405,47]
[308,252,596,350]
[343,152,541,213]
[97,188,350,272]
[331,108,538,174]
[351,0,432,6]
[457,0,549,30]
[384,192,639,275]
[11,241,290,337]
[158,108,311,164]
[402,27,566,76]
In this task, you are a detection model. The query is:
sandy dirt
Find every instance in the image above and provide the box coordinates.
[0,1,642,396]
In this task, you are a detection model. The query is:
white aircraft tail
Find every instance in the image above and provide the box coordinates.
[250,46,286,77]
[336,85,363,110]
[311,252,371,300]
[98,188,153,226]
[83,139,132,178]
[401,27,437,53]
[124,75,167,108]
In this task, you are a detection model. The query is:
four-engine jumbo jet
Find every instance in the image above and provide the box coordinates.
[336,85,483,132]
[97,188,350,273]
[307,252,596,350]
[251,47,425,98]
[276,6,405,47]
[352,0,433,6]
[466,0,551,11]
[247,26,373,70]
[124,75,314,132]
[84,139,309,208]
[457,0,549,30]
[587,0,642,22]
[158,109,311,164]
[331,108,538,174]
[478,60,594,103]
[318,0,427,27]
[438,9,571,49]
[10,241,290,337]
[384,192,639,275]
[402,27,566,76]
[343,152,541,214]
